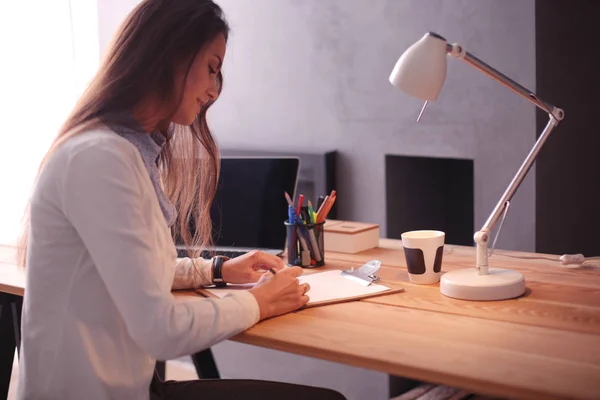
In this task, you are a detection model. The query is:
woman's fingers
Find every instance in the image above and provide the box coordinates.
[249,250,285,271]
[248,261,309,320]
[254,271,272,286]
[297,283,310,295]
[300,295,310,306]
[280,266,303,278]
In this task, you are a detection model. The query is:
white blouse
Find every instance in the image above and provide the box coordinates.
[17,128,259,400]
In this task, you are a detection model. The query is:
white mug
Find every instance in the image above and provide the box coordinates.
[401,230,445,284]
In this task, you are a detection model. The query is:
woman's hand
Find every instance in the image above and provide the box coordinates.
[249,266,310,320]
[220,250,285,284]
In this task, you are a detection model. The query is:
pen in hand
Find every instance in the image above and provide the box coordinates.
[268,268,277,275]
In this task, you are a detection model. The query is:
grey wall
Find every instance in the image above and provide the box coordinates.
[209,0,536,252]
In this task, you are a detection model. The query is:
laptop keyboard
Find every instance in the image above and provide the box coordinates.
[200,249,249,259]
[176,247,248,259]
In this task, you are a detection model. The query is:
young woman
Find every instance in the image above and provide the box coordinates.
[16,1,345,399]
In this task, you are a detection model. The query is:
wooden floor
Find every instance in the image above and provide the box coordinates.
[7,356,199,399]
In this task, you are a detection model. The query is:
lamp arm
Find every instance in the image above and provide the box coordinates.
[446,43,565,275]
[473,116,559,274]
[447,43,564,120]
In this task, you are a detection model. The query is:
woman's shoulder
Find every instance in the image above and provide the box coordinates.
[44,127,145,181]
[58,127,138,160]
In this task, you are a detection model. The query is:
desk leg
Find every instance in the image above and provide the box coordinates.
[11,297,23,357]
[191,349,220,379]
[0,293,20,399]
[155,361,166,381]
[389,375,422,398]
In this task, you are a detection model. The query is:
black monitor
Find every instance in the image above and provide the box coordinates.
[200,157,300,250]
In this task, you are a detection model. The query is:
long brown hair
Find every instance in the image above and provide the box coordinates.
[17,0,229,266]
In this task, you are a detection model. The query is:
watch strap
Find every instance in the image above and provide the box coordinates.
[212,256,228,287]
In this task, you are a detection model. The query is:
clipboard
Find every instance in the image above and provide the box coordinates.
[195,269,405,309]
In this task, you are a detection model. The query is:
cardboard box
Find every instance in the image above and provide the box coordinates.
[323,220,380,254]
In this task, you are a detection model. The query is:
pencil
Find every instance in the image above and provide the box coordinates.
[316,194,332,222]
[316,195,329,215]
[317,193,336,223]
[284,192,294,207]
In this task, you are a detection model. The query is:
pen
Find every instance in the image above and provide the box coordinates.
[295,210,322,262]
[268,268,277,275]
[305,225,323,262]
[301,205,310,224]
[293,214,311,253]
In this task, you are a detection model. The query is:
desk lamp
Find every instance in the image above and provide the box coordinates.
[389,32,564,301]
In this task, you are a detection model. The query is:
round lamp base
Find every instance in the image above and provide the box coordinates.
[440,268,526,301]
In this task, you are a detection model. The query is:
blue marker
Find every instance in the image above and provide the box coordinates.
[288,205,296,224]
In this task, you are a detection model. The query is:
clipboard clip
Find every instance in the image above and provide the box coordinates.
[341,259,382,286]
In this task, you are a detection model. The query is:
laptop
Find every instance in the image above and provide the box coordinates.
[176,156,300,259]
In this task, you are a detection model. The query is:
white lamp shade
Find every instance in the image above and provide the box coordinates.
[389,32,448,101]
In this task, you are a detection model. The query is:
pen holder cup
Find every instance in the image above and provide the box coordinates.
[284,221,325,268]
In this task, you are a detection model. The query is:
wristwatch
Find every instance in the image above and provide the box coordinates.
[211,256,229,287]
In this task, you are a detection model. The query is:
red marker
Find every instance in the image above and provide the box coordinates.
[297,194,304,216]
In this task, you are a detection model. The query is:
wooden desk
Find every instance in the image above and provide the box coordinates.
[2,242,600,399]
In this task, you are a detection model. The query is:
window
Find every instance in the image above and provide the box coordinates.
[0,0,98,245]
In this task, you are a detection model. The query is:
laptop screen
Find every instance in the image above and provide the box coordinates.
[207,157,300,250]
